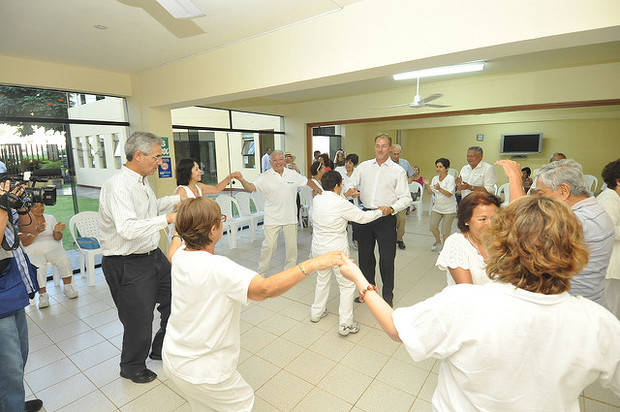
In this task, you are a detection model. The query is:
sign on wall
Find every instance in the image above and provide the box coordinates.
[158,136,173,178]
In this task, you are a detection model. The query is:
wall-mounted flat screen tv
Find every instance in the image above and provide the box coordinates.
[500,133,543,155]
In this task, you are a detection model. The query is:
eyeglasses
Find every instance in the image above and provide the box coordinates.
[221,215,227,222]
[141,152,163,161]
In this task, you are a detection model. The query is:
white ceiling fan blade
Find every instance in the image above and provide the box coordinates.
[375,103,411,108]
[424,103,451,108]
[421,93,443,104]
[156,0,205,18]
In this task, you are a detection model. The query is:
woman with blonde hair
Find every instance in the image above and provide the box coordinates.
[163,197,344,412]
[339,196,620,411]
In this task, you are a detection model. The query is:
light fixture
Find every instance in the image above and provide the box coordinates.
[393,62,485,80]
[93,24,108,30]
[156,0,205,19]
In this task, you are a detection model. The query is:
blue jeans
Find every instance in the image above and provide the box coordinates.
[0,309,28,412]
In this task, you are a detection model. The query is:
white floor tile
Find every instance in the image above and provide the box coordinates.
[69,340,120,370]
[293,387,352,411]
[376,358,429,396]
[256,370,313,411]
[56,389,117,412]
[120,382,185,412]
[56,329,106,356]
[257,337,305,368]
[341,345,389,378]
[34,372,97,411]
[25,345,67,374]
[317,363,373,405]
[100,378,161,408]
[240,327,278,353]
[355,379,415,412]
[285,350,336,385]
[237,355,279,390]
[25,357,80,393]
[83,355,121,388]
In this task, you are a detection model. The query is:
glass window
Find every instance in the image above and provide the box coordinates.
[241,133,256,169]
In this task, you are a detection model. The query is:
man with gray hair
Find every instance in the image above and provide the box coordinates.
[497,158,614,307]
[456,146,497,199]
[99,131,187,383]
[237,150,320,276]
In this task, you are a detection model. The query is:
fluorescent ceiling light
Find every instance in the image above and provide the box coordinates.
[393,62,485,80]
[156,0,205,19]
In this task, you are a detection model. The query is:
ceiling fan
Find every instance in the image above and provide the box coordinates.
[382,78,450,109]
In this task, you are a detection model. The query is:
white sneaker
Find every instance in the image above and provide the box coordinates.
[38,293,49,309]
[339,322,360,336]
[63,283,78,299]
[431,242,441,252]
[310,310,327,323]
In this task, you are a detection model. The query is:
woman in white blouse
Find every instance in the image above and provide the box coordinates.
[175,158,239,199]
[164,197,344,412]
[436,191,500,285]
[597,159,620,318]
[338,196,620,412]
[423,157,457,251]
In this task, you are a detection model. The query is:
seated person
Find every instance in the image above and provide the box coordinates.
[20,202,77,308]
[163,197,344,412]
[339,196,620,411]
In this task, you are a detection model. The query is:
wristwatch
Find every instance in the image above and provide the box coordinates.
[389,206,394,214]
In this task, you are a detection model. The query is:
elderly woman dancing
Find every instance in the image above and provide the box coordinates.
[339,196,620,411]
[163,197,344,412]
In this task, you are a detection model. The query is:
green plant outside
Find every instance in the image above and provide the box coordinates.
[44,195,99,250]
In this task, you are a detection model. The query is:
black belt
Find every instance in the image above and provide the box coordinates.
[108,249,159,259]
[362,207,377,211]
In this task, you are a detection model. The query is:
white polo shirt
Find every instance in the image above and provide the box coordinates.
[253,168,308,226]
[163,249,257,385]
[393,282,620,412]
[459,161,497,198]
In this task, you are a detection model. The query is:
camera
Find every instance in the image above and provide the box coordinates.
[0,173,57,212]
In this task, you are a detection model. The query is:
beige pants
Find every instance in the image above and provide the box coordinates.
[429,211,456,241]
[395,209,407,242]
[166,368,254,412]
[258,224,298,275]
[311,247,355,326]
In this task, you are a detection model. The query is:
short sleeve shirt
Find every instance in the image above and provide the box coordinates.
[430,175,457,214]
[163,249,257,384]
[459,161,497,198]
[253,168,308,225]
[436,232,489,285]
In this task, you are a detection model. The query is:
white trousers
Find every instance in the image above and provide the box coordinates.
[310,248,356,326]
[25,241,73,286]
[166,369,254,412]
[258,224,297,275]
[606,278,620,319]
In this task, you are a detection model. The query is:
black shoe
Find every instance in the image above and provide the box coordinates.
[120,368,158,384]
[354,297,361,303]
[25,399,43,412]
[149,352,162,360]
[397,241,406,250]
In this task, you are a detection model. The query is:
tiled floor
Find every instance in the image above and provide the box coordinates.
[23,212,620,411]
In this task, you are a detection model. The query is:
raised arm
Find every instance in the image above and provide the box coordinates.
[198,172,242,195]
[495,160,526,202]
[247,252,344,301]
[237,174,257,192]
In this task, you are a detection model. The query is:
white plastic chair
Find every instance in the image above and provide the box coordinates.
[408,181,424,220]
[298,186,314,227]
[583,174,598,193]
[235,191,263,234]
[215,194,254,248]
[251,191,265,212]
[68,211,102,286]
[497,183,510,207]
[492,184,498,196]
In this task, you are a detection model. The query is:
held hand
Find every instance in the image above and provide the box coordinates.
[310,251,345,271]
[495,160,522,182]
[377,206,391,216]
[54,222,66,232]
[166,212,177,224]
[344,188,360,198]
[230,171,242,180]
[455,176,462,185]
[422,177,430,185]
[338,255,366,284]
[433,183,440,190]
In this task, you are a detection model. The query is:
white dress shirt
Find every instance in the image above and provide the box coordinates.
[311,191,382,255]
[99,166,180,256]
[597,188,620,280]
[261,153,271,172]
[393,282,620,412]
[353,158,412,213]
[253,168,308,226]
[459,161,497,197]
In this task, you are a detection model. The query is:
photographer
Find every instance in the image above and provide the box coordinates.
[0,180,43,412]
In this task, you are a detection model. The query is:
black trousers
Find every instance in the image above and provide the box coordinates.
[357,214,396,305]
[102,249,171,375]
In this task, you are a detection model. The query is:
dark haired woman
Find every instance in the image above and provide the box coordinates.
[423,158,456,251]
[598,158,620,317]
[339,196,620,411]
[436,192,500,285]
[164,197,344,411]
[175,158,239,199]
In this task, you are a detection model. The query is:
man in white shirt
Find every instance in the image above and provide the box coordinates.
[261,148,272,172]
[237,150,320,275]
[390,144,415,250]
[99,132,187,384]
[456,146,497,199]
[351,134,412,306]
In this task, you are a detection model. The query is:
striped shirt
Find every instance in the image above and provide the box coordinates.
[99,166,180,256]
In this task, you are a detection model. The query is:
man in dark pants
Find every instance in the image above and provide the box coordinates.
[351,134,412,306]
[99,132,186,384]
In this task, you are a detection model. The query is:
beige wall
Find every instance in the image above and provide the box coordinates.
[400,118,620,190]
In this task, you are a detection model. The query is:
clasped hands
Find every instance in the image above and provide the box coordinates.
[312,252,366,285]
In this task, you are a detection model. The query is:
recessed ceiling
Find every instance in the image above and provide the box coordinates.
[0,0,362,73]
[215,41,620,108]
